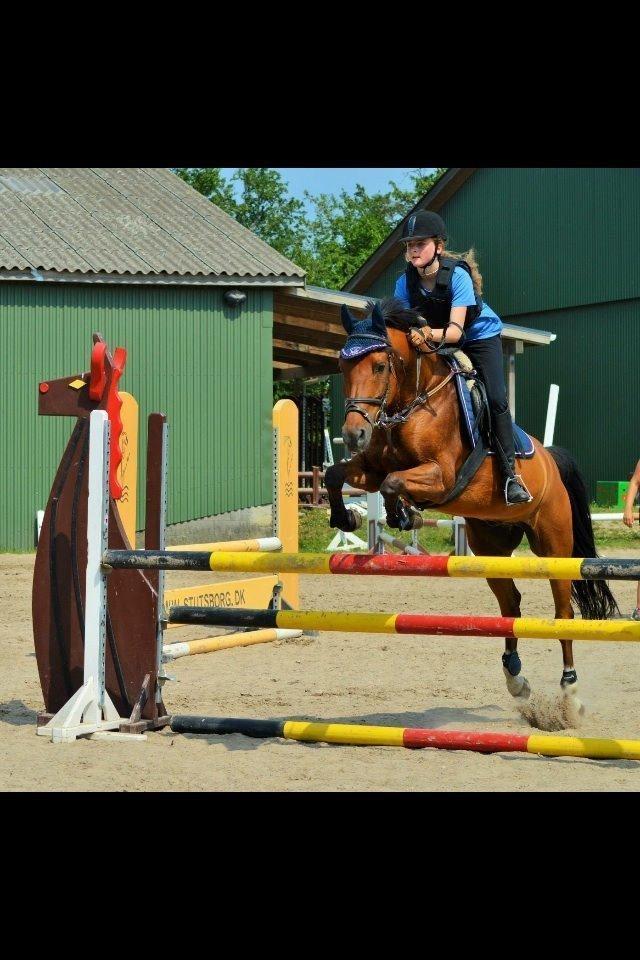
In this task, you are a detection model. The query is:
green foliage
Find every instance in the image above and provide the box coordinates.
[176,167,307,266]
[298,169,447,288]
[174,168,236,209]
[230,168,308,264]
[171,166,447,289]
[273,378,330,403]
[172,166,447,402]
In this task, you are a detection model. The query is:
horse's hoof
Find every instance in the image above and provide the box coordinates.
[347,508,362,531]
[503,669,531,699]
[329,508,363,533]
[396,502,412,531]
[561,671,585,716]
[560,669,578,688]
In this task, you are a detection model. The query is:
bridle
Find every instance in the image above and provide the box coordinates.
[343,334,397,429]
[343,331,456,432]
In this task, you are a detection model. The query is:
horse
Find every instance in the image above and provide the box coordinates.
[324,298,618,711]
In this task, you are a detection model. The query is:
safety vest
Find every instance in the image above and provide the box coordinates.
[405,257,483,328]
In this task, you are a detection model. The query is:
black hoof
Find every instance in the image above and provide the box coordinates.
[396,501,413,532]
[560,669,578,687]
[502,650,521,676]
[329,509,358,533]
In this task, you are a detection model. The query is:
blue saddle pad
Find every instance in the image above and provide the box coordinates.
[447,356,535,459]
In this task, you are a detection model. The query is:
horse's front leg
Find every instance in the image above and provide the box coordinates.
[379,462,448,531]
[324,457,384,532]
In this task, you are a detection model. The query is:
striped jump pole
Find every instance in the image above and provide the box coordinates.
[102,550,640,581]
[167,606,640,643]
[169,537,282,554]
[169,715,640,761]
[163,628,302,660]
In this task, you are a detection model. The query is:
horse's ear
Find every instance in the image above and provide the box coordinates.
[341,304,355,334]
[371,302,386,337]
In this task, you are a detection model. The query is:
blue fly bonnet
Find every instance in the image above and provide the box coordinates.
[340,303,390,361]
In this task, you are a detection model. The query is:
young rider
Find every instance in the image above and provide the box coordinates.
[393,209,532,506]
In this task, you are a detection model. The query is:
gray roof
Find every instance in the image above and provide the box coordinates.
[0,168,304,281]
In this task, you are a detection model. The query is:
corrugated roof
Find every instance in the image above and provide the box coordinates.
[0,167,305,281]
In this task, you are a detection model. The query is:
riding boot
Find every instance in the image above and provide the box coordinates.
[491,409,533,505]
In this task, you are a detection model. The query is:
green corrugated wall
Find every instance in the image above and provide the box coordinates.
[0,282,274,551]
[510,299,640,498]
[334,167,640,496]
[369,168,640,316]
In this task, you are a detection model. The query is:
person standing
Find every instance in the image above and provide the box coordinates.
[623,458,640,619]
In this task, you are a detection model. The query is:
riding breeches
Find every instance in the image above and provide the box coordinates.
[463,335,509,418]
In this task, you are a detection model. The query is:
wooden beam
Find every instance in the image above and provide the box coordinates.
[274,313,346,350]
[274,324,343,351]
[274,290,368,324]
[273,337,339,361]
[274,345,339,370]
[274,363,338,380]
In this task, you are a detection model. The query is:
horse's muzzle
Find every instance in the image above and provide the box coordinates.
[343,421,372,455]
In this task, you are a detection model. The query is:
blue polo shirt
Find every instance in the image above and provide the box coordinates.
[393,266,502,342]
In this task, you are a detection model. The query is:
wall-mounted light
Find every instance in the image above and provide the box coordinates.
[224,289,247,308]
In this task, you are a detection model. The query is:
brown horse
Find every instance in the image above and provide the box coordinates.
[324,299,618,707]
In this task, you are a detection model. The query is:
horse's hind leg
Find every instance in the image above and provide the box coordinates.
[465,519,531,699]
[524,515,581,701]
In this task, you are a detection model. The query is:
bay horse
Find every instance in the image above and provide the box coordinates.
[324,299,618,709]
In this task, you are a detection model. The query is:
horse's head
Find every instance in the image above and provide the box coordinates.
[339,298,421,454]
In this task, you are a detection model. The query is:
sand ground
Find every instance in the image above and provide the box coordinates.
[2,549,640,792]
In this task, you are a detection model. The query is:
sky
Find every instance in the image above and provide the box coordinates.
[220,168,432,207]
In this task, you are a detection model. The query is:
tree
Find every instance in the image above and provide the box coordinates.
[175,167,308,266]
[174,168,236,210]
[230,168,308,265]
[299,168,447,289]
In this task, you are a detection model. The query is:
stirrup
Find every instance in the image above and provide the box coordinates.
[504,474,533,506]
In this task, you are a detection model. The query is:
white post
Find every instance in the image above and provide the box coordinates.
[543,384,559,447]
[82,411,110,724]
[367,491,384,553]
[35,509,44,543]
[454,516,472,556]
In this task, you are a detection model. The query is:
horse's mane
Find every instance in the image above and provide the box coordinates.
[377,297,424,333]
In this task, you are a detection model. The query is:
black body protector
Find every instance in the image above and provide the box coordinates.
[405,257,483,339]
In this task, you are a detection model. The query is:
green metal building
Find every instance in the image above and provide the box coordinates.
[0,169,296,550]
[0,167,372,551]
[336,167,640,498]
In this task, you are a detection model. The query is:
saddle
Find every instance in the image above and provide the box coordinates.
[447,351,535,459]
[412,351,535,510]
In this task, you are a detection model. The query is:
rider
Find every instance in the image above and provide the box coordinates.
[393,209,532,506]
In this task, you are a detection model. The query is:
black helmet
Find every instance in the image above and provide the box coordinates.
[399,210,447,243]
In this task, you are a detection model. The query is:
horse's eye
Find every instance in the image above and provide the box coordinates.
[374,362,387,375]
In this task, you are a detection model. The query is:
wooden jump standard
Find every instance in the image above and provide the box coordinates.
[33,335,299,742]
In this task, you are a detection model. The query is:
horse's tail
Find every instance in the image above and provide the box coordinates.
[547,445,620,620]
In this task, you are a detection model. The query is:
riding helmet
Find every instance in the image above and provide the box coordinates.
[399,210,447,243]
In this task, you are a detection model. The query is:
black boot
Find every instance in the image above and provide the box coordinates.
[492,410,533,505]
